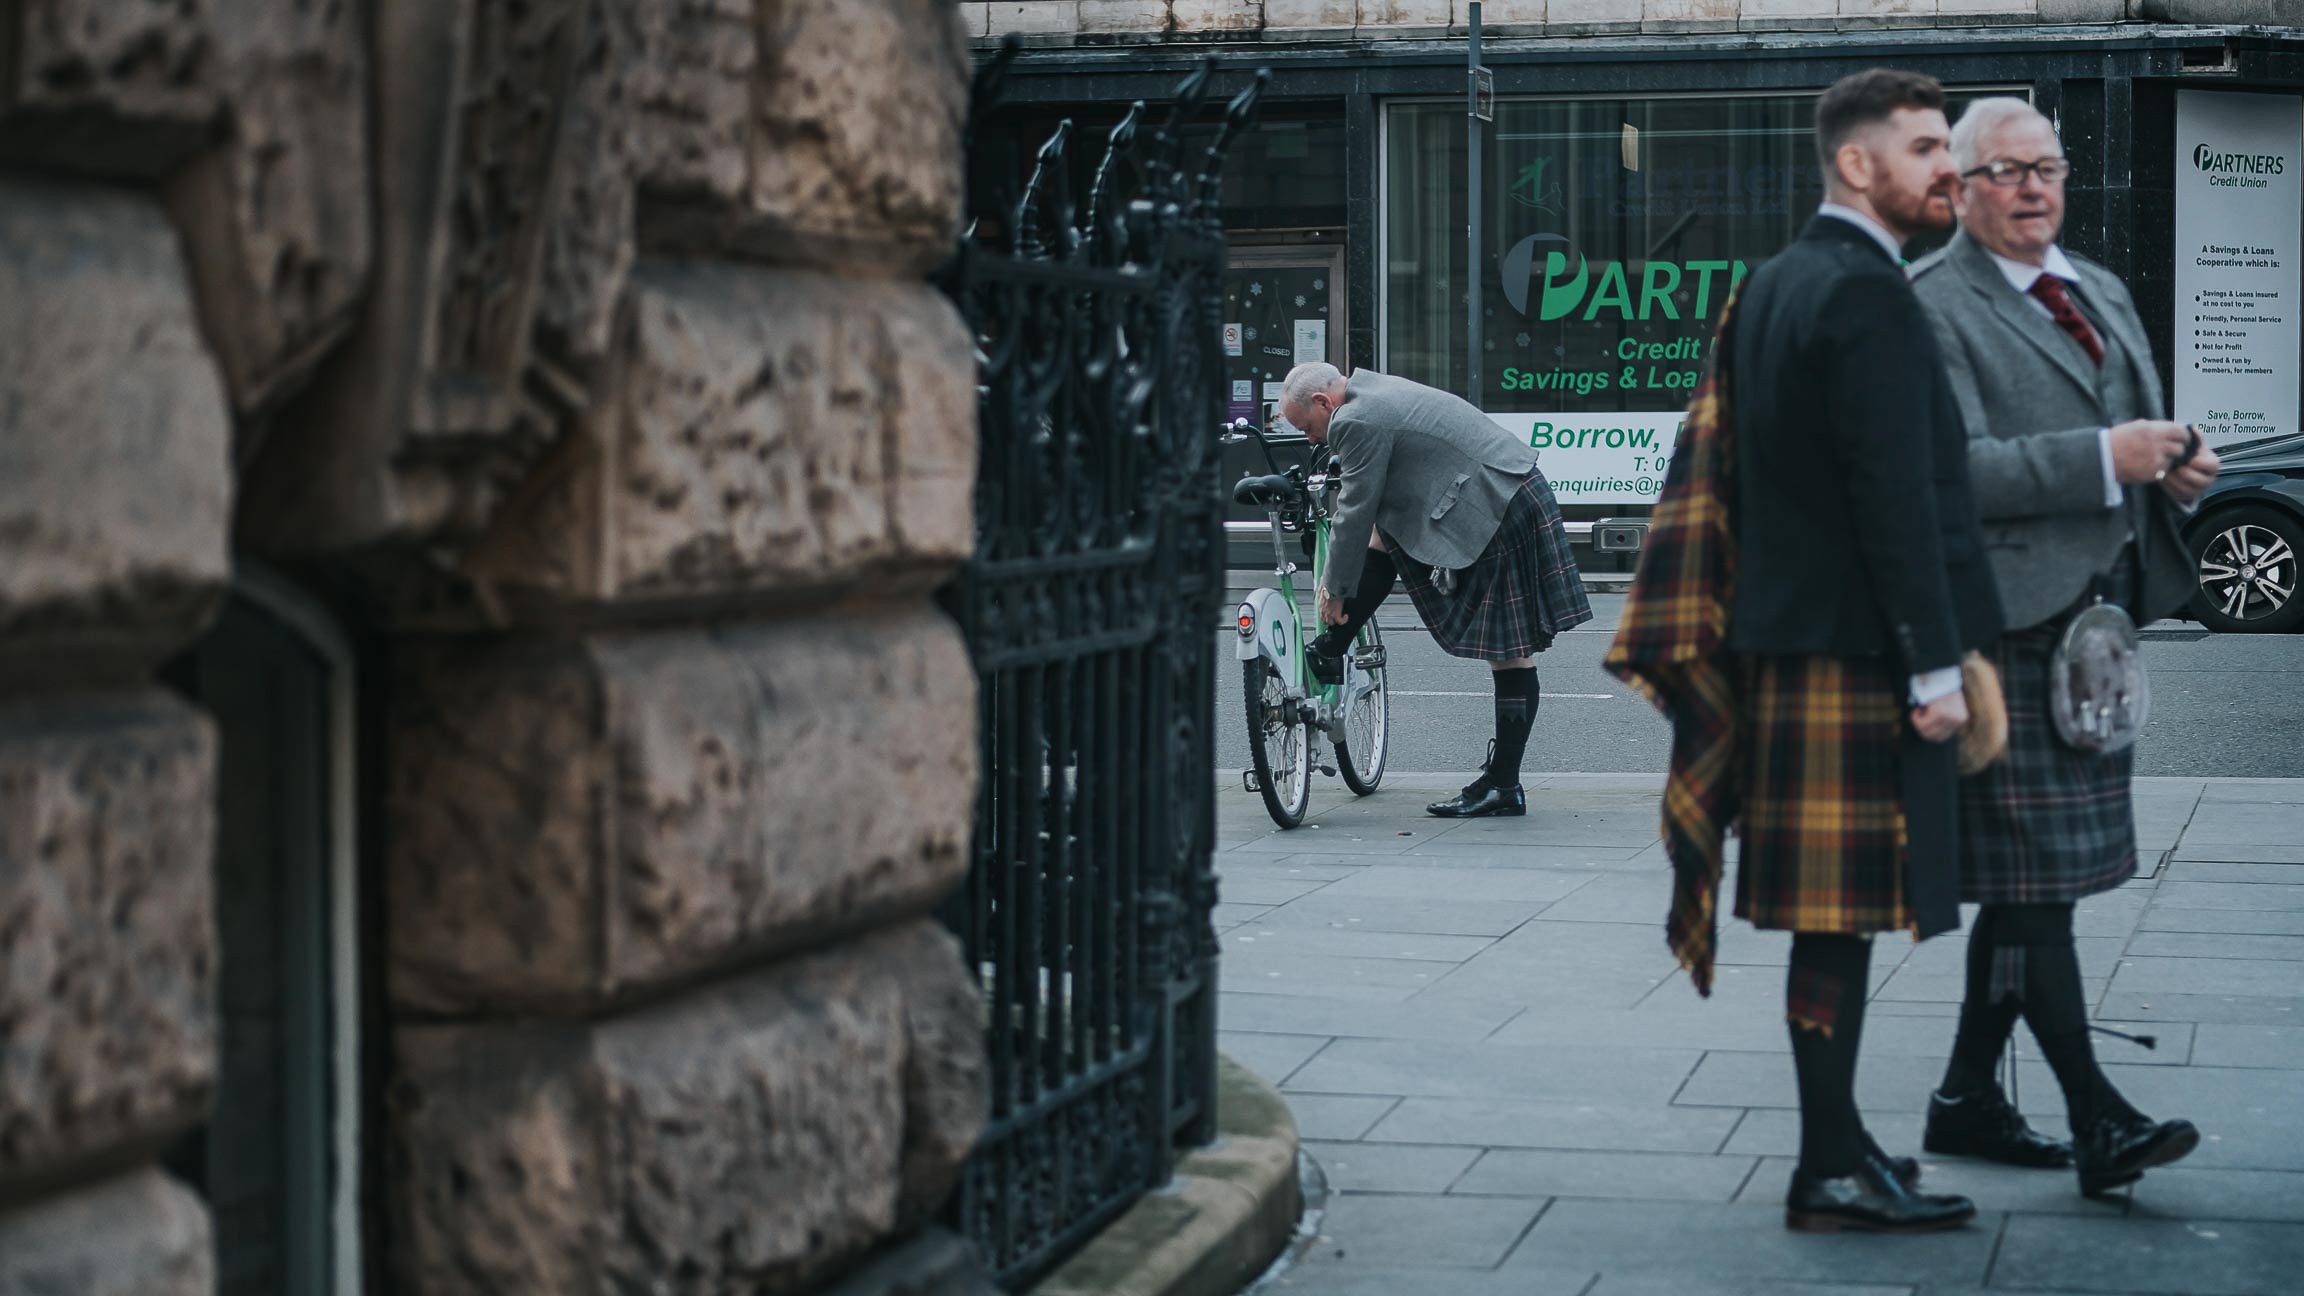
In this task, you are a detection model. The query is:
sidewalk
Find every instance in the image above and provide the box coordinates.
[1215,773,2304,1296]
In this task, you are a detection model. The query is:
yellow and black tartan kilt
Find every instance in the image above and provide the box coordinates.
[1733,654,1914,935]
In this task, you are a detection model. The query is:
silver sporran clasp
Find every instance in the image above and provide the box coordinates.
[2049,600,2148,754]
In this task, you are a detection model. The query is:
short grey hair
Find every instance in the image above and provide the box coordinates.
[1951,98,2056,174]
[1281,362,1345,412]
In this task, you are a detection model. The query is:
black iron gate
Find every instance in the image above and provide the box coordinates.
[938,50,1266,1291]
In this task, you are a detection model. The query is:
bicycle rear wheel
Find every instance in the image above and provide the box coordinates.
[1244,657,1313,827]
[1336,621,1389,796]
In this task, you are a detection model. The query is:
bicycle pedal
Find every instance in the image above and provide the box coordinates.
[1316,764,1338,777]
[1242,771,1261,794]
[1353,646,1387,670]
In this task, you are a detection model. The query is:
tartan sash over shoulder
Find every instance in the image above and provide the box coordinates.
[1602,299,1741,997]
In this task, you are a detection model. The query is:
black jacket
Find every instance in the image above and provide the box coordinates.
[1725,216,2003,677]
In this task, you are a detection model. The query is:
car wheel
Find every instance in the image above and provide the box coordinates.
[2189,503,2304,633]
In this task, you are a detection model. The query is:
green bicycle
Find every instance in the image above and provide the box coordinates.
[1226,417,1391,828]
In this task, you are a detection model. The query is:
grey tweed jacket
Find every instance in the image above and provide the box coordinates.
[1321,370,1539,600]
[1909,230,2194,630]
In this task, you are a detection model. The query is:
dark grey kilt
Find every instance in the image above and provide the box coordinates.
[1387,470,1593,660]
[1958,623,2136,904]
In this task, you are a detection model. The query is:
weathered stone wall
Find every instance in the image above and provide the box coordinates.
[966,0,2213,40]
[0,1,991,1293]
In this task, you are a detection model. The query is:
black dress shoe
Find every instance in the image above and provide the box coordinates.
[1426,780,1525,818]
[1786,1156,1977,1233]
[1305,640,1343,685]
[2075,1110,2200,1197]
[1860,1128,1921,1188]
[1924,1084,2073,1168]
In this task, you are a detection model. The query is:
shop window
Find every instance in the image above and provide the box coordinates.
[1384,92,1998,512]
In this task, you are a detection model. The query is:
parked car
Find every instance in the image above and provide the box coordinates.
[2184,432,2304,634]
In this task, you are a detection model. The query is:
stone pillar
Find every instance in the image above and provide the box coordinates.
[326,1,992,1292]
[2,0,991,1292]
[0,177,232,1291]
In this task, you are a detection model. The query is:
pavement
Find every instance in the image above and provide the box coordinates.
[1213,771,2304,1296]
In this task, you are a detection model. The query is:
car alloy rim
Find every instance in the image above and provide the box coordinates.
[2199,523,2296,621]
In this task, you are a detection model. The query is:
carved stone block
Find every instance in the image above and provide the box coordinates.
[0,1170,213,1296]
[164,0,374,415]
[0,694,216,1197]
[389,921,989,1294]
[0,175,231,678]
[0,0,218,176]
[388,608,977,1016]
[462,260,974,611]
[634,0,971,274]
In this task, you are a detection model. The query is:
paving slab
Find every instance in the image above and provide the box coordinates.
[1247,892,1546,937]
[1296,1194,1546,1269]
[1226,772,2304,1296]
[1504,1200,1999,1285]
[1220,991,1526,1042]
[1220,1032,1333,1087]
[1285,1038,1700,1105]
[1300,1141,1481,1195]
[1283,1094,1400,1141]
[1369,1097,1743,1154]
[1990,1214,2304,1295]
[1454,1148,1759,1202]
[2191,1023,2304,1069]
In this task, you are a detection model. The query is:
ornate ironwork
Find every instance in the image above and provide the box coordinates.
[939,45,1267,1291]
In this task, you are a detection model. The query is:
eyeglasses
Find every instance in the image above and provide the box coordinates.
[1961,158,2071,187]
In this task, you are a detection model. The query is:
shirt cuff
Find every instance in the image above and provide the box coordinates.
[1909,665,1965,707]
[2097,428,2122,508]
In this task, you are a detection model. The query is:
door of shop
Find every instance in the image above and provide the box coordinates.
[1221,242,1345,569]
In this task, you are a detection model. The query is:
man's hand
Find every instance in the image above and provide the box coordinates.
[1911,691,1970,744]
[2108,420,2192,484]
[1318,588,1347,626]
[2161,441,2221,505]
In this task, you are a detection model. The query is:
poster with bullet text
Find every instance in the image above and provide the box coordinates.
[2174,90,2302,446]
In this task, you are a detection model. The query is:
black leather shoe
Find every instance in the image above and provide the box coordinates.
[1305,640,1343,685]
[1860,1128,1921,1188]
[2075,1110,2199,1197]
[1426,781,1526,818]
[1924,1084,2073,1168]
[1786,1156,1977,1234]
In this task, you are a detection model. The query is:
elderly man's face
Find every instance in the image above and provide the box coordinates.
[1282,388,1341,443]
[1959,116,2066,264]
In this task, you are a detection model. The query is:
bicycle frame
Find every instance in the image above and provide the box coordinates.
[1230,430,1361,747]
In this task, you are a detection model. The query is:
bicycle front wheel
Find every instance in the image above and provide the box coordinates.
[1336,620,1389,796]
[1244,657,1313,828]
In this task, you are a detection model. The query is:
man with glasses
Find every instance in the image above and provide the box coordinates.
[1910,97,2217,1198]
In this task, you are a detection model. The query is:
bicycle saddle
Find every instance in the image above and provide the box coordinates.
[1232,473,1297,506]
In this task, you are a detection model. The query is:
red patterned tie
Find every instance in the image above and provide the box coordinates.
[2028,274,2104,368]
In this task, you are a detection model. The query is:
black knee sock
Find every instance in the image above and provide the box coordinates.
[1999,903,2133,1132]
[1313,548,1398,657]
[1942,905,2022,1096]
[1788,933,1874,1179]
[1487,667,1538,788]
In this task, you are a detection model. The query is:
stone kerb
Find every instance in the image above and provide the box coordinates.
[387,608,978,1018]
[389,921,988,1295]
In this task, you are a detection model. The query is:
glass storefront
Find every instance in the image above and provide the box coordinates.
[1385,93,1990,506]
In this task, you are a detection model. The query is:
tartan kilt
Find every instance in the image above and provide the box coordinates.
[1388,470,1593,660]
[1734,654,1913,934]
[1958,624,2136,903]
